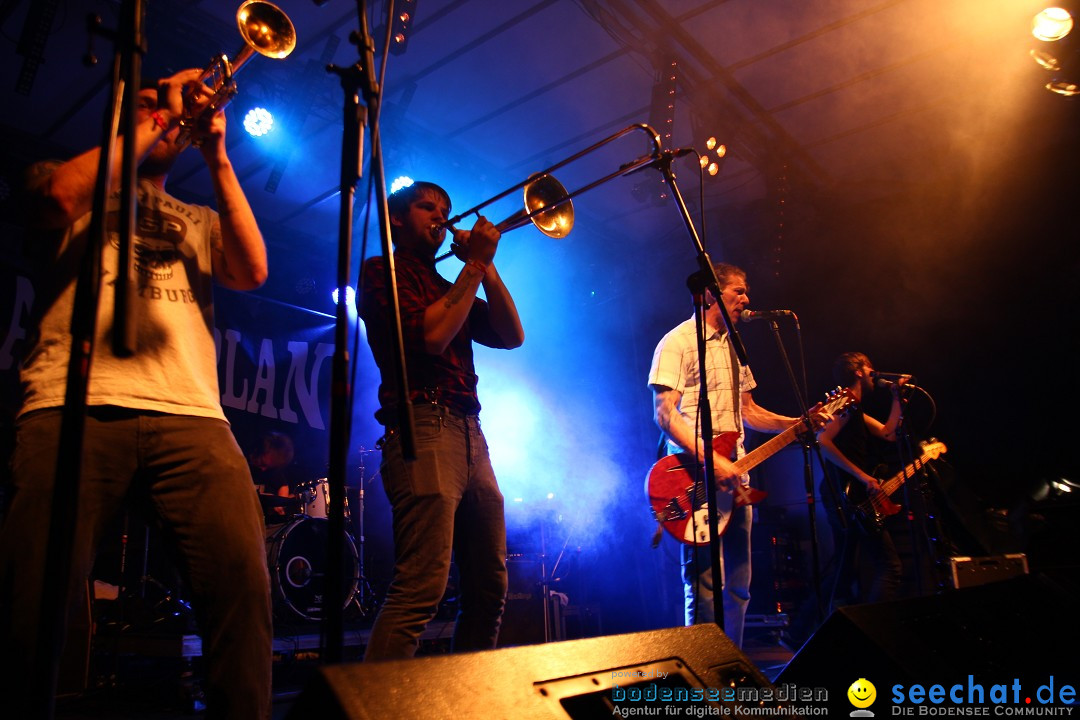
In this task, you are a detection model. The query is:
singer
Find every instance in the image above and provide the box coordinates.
[817,352,906,607]
[647,262,831,648]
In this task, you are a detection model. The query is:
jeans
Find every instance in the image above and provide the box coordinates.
[680,503,752,648]
[364,404,508,660]
[0,408,273,720]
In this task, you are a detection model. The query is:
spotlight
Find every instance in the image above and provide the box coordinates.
[1032,7,1073,41]
[390,176,414,194]
[243,107,274,137]
[331,286,355,309]
[389,0,418,55]
[1030,5,1080,95]
[697,137,728,177]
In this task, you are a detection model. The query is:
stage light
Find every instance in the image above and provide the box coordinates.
[707,162,719,176]
[1032,7,1073,41]
[243,107,274,137]
[1030,6,1080,95]
[390,176,414,194]
[390,0,418,55]
[331,286,355,309]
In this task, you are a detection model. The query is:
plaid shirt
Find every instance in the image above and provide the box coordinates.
[648,316,757,472]
[360,249,508,425]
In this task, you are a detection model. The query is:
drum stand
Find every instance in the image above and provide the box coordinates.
[352,450,376,616]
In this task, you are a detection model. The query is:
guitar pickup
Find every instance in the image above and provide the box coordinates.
[653,498,687,522]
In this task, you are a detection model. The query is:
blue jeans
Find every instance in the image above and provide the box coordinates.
[364,404,508,660]
[0,408,273,720]
[680,503,752,648]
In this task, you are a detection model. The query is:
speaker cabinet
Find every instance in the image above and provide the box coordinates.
[779,575,1077,707]
[286,624,773,719]
[497,556,564,647]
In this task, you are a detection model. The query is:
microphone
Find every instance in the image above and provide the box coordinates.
[869,371,915,383]
[619,147,696,176]
[740,309,793,322]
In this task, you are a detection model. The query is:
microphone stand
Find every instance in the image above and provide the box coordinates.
[761,315,826,623]
[893,388,927,595]
[321,0,415,664]
[647,147,747,631]
[32,3,144,717]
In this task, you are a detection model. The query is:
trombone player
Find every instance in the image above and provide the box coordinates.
[0,69,273,718]
[360,181,525,659]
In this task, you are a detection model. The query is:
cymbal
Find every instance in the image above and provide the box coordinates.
[257,493,301,509]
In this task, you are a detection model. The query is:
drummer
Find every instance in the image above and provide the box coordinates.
[249,432,303,520]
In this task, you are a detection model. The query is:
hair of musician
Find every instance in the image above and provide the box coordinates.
[833,351,871,387]
[712,262,748,292]
[261,431,295,464]
[387,181,451,221]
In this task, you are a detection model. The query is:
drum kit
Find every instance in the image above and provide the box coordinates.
[258,478,369,624]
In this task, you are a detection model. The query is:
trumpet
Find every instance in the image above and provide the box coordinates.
[176,0,296,148]
[432,124,662,263]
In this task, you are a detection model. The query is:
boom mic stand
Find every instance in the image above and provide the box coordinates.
[33,2,144,717]
[759,314,827,623]
[644,147,747,631]
[321,0,416,663]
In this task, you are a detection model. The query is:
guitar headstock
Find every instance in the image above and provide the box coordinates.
[920,438,948,460]
[821,386,857,417]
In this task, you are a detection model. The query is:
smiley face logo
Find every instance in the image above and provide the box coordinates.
[847,678,877,709]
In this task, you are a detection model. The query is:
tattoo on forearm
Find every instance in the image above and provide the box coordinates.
[444,279,469,308]
[443,267,482,308]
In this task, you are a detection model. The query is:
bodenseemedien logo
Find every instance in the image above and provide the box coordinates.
[848,678,877,717]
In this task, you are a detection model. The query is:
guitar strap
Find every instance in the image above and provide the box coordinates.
[726,332,741,441]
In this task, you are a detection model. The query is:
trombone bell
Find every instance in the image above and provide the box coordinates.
[498,174,574,239]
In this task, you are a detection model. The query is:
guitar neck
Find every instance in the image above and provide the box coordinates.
[880,452,932,496]
[731,421,803,475]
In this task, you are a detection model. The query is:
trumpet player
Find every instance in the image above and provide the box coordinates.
[359,181,524,660]
[0,69,272,718]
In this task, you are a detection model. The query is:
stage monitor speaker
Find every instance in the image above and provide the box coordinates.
[778,575,1077,707]
[286,624,774,719]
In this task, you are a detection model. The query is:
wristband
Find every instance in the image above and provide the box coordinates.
[150,111,170,132]
[466,259,488,277]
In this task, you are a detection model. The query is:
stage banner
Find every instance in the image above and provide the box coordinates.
[213,289,335,470]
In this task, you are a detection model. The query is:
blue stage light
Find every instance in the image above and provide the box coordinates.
[331,286,355,309]
[243,107,274,137]
[390,176,414,194]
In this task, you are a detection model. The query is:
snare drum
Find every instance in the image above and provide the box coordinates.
[297,478,350,520]
[263,517,358,622]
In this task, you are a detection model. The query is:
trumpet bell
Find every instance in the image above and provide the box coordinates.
[238,0,296,59]
[237,0,296,61]
[516,174,574,239]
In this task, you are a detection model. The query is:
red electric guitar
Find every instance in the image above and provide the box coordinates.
[844,438,948,532]
[646,387,855,545]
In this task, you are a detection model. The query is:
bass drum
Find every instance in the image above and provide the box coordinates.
[264,517,358,622]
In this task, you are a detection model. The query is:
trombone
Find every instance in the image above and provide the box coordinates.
[176,0,296,148]
[433,123,662,262]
